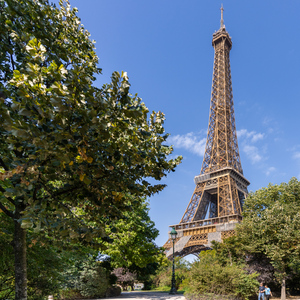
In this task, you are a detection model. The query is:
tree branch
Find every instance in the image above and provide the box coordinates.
[0,201,14,219]
[53,184,83,197]
[0,157,9,171]
[37,179,90,228]
[8,37,16,71]
[0,185,16,206]
[13,149,23,159]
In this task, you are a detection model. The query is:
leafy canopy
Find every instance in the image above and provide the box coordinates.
[236,177,300,284]
[104,197,161,269]
[0,0,182,241]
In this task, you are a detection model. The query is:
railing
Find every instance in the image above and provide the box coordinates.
[170,214,242,231]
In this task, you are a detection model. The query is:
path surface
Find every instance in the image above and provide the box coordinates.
[88,292,300,300]
[95,291,185,300]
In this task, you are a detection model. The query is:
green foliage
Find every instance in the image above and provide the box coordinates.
[132,261,161,290]
[0,211,115,300]
[0,0,181,297]
[0,214,14,299]
[212,236,245,266]
[27,245,67,300]
[184,293,241,300]
[151,257,191,291]
[77,261,109,298]
[0,0,181,240]
[237,177,300,285]
[0,213,68,300]
[105,197,161,269]
[59,253,111,299]
[182,250,258,300]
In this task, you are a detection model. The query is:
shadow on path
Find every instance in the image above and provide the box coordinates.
[93,291,186,300]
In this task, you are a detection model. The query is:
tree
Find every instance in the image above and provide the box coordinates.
[0,0,182,298]
[237,177,300,300]
[104,197,161,269]
[212,237,276,286]
[112,268,136,291]
[103,197,165,289]
[0,212,70,300]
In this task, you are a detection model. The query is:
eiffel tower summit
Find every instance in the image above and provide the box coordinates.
[164,6,250,258]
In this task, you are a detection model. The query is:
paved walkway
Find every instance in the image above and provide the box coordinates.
[96,291,186,300]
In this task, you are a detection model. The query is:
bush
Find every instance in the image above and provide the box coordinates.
[183,251,258,300]
[184,293,241,300]
[78,261,109,298]
[105,285,121,297]
[59,255,111,299]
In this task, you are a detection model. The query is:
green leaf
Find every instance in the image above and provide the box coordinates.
[83,176,91,185]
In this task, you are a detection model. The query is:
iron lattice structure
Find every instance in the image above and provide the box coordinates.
[164,8,250,258]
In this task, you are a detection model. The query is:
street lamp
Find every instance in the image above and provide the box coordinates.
[169,227,177,295]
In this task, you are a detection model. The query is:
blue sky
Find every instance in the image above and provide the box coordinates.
[58,1,300,248]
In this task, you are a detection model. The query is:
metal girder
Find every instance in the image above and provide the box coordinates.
[166,17,250,259]
[179,25,249,225]
[201,27,242,176]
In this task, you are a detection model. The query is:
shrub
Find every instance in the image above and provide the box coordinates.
[105,285,122,297]
[78,261,109,298]
[183,251,258,300]
[184,293,241,300]
[59,255,111,299]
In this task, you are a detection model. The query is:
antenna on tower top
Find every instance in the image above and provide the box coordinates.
[220,4,224,28]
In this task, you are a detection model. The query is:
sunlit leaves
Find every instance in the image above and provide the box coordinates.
[237,177,300,284]
[0,0,181,248]
[104,198,161,269]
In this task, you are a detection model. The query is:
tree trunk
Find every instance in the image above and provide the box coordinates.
[14,219,27,300]
[281,278,286,300]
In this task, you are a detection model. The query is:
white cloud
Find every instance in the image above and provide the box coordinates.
[252,133,264,142]
[237,129,266,165]
[237,129,264,143]
[168,132,206,157]
[169,128,266,164]
[293,152,300,160]
[243,145,262,164]
[265,167,276,176]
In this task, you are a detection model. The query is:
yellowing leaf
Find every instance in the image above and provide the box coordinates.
[76,155,83,163]
[69,161,74,166]
[87,157,93,163]
[112,191,123,201]
[80,174,85,181]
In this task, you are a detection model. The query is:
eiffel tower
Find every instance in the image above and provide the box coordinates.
[164,6,250,258]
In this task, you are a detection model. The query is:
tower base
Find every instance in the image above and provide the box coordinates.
[164,216,241,258]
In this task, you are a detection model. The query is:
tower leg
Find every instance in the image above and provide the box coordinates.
[180,182,206,223]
